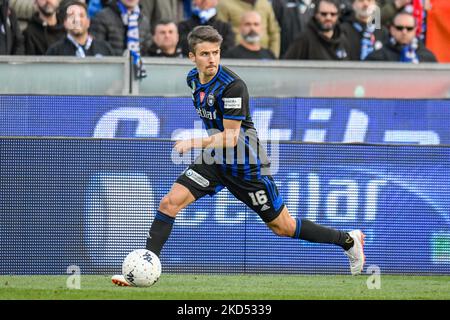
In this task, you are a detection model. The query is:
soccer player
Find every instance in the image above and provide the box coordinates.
[112,25,365,286]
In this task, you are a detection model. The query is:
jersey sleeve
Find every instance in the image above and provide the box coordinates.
[221,79,249,121]
[186,68,198,88]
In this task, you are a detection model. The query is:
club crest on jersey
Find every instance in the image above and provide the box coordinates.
[207,94,215,106]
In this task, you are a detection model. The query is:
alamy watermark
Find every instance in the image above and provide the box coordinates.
[366,265,381,289]
[66,265,81,290]
[364,4,382,30]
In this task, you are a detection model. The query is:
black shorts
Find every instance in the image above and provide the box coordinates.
[176,162,285,223]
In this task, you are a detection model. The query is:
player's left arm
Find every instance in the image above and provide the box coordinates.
[175,79,248,153]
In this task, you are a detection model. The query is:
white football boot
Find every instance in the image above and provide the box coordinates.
[111,274,131,286]
[344,230,366,275]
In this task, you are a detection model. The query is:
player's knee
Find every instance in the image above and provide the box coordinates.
[269,225,292,237]
[158,195,181,216]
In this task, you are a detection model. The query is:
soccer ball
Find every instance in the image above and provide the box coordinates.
[122,249,161,287]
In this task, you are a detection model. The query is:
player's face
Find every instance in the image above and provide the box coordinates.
[189,41,221,81]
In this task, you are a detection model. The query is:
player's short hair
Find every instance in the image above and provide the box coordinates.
[187,26,223,54]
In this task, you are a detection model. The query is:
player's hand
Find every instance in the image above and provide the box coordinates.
[174,139,193,154]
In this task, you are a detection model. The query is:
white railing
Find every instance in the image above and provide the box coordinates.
[1,55,449,98]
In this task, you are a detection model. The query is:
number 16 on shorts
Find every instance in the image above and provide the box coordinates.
[248,190,268,206]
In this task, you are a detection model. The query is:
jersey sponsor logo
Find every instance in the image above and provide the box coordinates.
[207,94,215,107]
[196,107,217,120]
[185,169,210,187]
[223,97,242,109]
[199,92,206,103]
[260,204,271,211]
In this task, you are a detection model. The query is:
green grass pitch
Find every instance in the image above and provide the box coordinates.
[0,274,449,300]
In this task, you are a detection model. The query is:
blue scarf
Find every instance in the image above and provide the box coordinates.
[183,0,192,19]
[87,0,103,18]
[117,0,146,78]
[353,21,376,61]
[391,37,419,64]
[67,34,93,57]
[192,7,217,24]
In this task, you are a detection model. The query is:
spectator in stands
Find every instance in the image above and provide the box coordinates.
[23,0,65,54]
[141,0,192,30]
[341,0,389,60]
[223,11,275,59]
[172,0,195,22]
[337,0,354,21]
[86,0,107,18]
[271,0,314,57]
[0,0,24,54]
[284,0,350,60]
[46,1,113,56]
[90,0,152,56]
[217,0,281,58]
[381,0,411,27]
[9,0,35,31]
[90,0,152,78]
[381,0,429,40]
[365,11,436,62]
[147,19,183,57]
[57,0,86,23]
[178,0,235,57]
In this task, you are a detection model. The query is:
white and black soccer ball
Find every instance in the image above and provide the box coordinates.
[122,249,161,287]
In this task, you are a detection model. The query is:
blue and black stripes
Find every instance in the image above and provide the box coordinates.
[262,176,283,211]
[217,68,235,86]
[293,218,302,239]
[223,115,246,120]
[155,210,175,225]
[186,65,268,180]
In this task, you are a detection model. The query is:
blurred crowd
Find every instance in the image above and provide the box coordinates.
[1,0,448,64]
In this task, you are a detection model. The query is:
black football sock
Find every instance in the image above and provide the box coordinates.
[146,211,175,257]
[292,218,354,250]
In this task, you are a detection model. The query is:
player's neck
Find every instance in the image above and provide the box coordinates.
[199,72,216,84]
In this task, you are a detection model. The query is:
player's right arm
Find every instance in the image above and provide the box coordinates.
[174,119,241,153]
[175,79,249,154]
